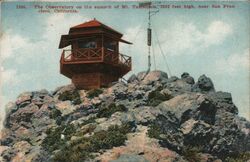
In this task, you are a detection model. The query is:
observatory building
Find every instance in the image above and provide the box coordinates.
[59,19,132,89]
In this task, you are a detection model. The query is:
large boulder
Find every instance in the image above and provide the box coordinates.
[210,91,238,114]
[6,103,39,130]
[157,93,217,124]
[141,71,168,85]
[181,72,195,85]
[192,75,215,93]
[164,80,192,96]
[211,113,250,159]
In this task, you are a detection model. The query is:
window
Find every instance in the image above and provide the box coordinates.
[105,41,116,51]
[78,40,96,48]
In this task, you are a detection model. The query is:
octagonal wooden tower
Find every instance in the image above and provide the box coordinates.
[59,19,132,89]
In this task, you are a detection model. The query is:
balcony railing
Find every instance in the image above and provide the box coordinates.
[60,47,131,69]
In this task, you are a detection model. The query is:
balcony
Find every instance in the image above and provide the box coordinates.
[60,47,131,70]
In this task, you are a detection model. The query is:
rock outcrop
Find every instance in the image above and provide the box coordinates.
[0,71,249,162]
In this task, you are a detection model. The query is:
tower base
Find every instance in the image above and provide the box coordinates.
[72,73,119,90]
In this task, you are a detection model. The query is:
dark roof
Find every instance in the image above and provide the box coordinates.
[70,19,122,35]
[59,19,132,48]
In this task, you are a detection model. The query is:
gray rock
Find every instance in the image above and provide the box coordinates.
[192,75,215,92]
[167,76,179,83]
[130,106,161,124]
[210,91,238,114]
[181,72,195,84]
[55,101,76,116]
[181,72,190,79]
[211,112,250,159]
[137,71,147,81]
[127,74,139,83]
[151,114,184,152]
[164,80,192,95]
[53,84,76,97]
[183,120,213,151]
[141,70,168,85]
[32,89,50,98]
[157,93,217,124]
[111,82,128,100]
[16,92,32,105]
[6,103,39,129]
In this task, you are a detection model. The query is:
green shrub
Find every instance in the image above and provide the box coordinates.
[74,123,96,137]
[80,116,97,126]
[97,103,127,118]
[49,108,62,119]
[147,123,162,139]
[52,123,134,162]
[147,88,172,106]
[58,90,81,105]
[42,124,76,153]
[225,152,250,162]
[87,89,103,98]
[182,146,203,162]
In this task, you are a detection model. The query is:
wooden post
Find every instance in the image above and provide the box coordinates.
[117,41,119,64]
[102,34,104,62]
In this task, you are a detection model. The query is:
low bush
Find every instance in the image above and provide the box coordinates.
[147,88,172,106]
[182,146,203,162]
[147,122,162,139]
[87,89,103,98]
[225,152,250,162]
[97,103,127,118]
[51,123,134,162]
[42,124,76,153]
[58,90,81,105]
[49,108,62,119]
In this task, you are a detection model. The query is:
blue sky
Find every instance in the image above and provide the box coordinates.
[1,1,249,124]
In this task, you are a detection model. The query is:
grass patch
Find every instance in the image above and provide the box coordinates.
[87,89,103,99]
[182,146,203,162]
[225,152,250,162]
[80,116,97,126]
[97,103,127,118]
[147,122,162,139]
[58,90,81,105]
[51,122,134,162]
[49,108,62,119]
[49,108,63,125]
[147,88,172,106]
[42,124,76,153]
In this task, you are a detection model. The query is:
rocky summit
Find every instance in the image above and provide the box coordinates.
[0,71,249,162]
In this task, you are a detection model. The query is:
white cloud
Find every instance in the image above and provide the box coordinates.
[205,21,232,46]
[121,25,148,73]
[0,32,29,60]
[120,20,232,59]
[160,20,232,56]
[43,13,86,40]
[0,67,18,85]
[215,48,249,74]
[123,20,232,56]
[120,20,233,73]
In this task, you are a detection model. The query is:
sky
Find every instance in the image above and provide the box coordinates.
[0,1,249,128]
